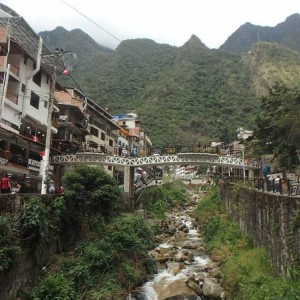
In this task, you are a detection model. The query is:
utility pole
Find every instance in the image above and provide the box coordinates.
[40,50,60,194]
[41,49,74,194]
[242,147,246,184]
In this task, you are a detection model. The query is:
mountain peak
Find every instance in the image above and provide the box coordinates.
[185,34,207,48]
[285,13,300,23]
[220,13,300,54]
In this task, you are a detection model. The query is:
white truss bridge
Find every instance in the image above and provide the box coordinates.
[51,152,260,170]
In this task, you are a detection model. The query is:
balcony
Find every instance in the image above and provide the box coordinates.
[6,90,18,105]
[9,63,19,77]
[0,56,20,77]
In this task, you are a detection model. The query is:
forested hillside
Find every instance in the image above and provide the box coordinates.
[40,14,300,146]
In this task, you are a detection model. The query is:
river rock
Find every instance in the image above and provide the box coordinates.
[153,278,197,300]
[187,279,202,296]
[139,189,227,299]
[182,241,200,249]
[202,277,224,299]
[165,261,182,274]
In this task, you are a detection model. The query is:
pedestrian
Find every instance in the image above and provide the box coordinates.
[58,185,64,193]
[1,173,12,193]
[54,184,64,193]
[118,144,122,156]
[16,182,27,193]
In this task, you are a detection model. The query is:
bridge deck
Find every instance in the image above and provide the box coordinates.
[51,152,260,169]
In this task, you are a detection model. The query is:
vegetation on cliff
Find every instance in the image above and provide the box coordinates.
[43,23,300,147]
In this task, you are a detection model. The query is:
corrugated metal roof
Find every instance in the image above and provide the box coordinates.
[0,3,64,74]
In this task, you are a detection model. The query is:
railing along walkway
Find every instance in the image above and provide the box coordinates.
[51,152,260,169]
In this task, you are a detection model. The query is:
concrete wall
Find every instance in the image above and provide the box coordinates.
[218,182,300,275]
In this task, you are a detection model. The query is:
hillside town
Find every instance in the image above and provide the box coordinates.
[0,4,259,195]
[1,3,300,300]
[0,4,155,193]
[0,3,299,197]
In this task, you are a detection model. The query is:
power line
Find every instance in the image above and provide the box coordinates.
[61,0,122,43]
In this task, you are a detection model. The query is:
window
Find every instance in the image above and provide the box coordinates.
[30,91,40,109]
[21,84,25,92]
[33,71,41,86]
[101,132,105,141]
[109,139,113,147]
[90,127,99,137]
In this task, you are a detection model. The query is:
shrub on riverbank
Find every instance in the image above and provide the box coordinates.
[0,165,156,299]
[194,187,300,300]
[142,180,188,219]
[31,213,156,299]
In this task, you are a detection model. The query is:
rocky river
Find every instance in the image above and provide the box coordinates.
[129,188,227,300]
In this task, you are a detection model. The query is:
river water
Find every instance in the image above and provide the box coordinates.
[142,214,209,299]
[129,193,225,300]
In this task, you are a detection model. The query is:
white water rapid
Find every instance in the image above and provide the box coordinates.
[139,209,213,300]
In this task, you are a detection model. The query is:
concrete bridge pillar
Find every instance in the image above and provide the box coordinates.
[123,165,135,211]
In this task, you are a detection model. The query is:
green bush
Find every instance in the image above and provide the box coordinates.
[20,196,49,247]
[118,261,144,289]
[62,164,122,217]
[143,180,188,218]
[32,272,76,300]
[0,246,21,272]
[146,199,169,219]
[108,214,155,252]
[0,214,13,245]
[19,196,66,249]
[32,213,156,298]
[160,180,187,205]
[87,278,123,300]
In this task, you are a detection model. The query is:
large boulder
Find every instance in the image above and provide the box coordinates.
[202,277,224,299]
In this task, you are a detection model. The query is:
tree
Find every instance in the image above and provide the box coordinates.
[62,164,122,217]
[254,84,300,170]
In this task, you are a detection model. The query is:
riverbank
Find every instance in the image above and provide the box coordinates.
[131,186,226,299]
[193,186,300,300]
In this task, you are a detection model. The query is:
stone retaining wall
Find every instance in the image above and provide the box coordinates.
[218,181,300,275]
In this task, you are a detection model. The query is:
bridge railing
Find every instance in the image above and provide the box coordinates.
[223,176,300,196]
[150,145,226,155]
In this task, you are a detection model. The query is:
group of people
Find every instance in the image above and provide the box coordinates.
[0,173,28,194]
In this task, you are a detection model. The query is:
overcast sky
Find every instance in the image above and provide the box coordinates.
[2,0,299,50]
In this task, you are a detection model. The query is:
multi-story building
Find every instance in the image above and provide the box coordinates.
[85,95,121,157]
[112,112,152,156]
[0,4,60,191]
[0,4,153,192]
[54,87,124,177]
[53,88,89,154]
[236,127,253,141]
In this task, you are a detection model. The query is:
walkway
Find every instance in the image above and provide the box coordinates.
[51,152,260,170]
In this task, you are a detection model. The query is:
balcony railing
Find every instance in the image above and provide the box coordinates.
[0,149,10,160]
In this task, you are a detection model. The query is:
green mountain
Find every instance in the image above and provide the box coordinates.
[220,13,300,54]
[39,15,300,147]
